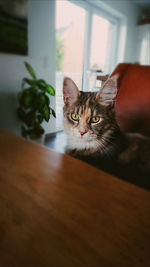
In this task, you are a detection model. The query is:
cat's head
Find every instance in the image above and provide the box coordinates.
[63,75,119,155]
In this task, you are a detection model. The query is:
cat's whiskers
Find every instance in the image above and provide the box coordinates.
[95,138,114,157]
[98,132,118,147]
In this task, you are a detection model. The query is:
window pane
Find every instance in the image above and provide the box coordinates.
[56,0,85,131]
[90,14,110,73]
[88,14,112,91]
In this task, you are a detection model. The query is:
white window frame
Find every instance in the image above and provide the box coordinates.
[68,0,121,90]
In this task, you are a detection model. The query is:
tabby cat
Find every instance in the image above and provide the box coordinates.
[63,76,150,189]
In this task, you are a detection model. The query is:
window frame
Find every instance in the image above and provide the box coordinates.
[68,0,120,90]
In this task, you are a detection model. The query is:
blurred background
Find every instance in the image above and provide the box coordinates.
[0,0,150,136]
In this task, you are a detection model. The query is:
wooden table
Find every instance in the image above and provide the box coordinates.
[0,130,150,267]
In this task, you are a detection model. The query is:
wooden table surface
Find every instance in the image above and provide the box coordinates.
[0,130,150,267]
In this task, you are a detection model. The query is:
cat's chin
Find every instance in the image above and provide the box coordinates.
[68,134,93,143]
[67,135,100,153]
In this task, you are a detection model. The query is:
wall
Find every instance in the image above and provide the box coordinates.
[0,0,56,136]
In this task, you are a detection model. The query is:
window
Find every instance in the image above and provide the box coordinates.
[88,13,117,91]
[56,0,118,131]
[56,0,86,130]
[90,14,110,72]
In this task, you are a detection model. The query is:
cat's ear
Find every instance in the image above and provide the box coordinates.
[96,74,119,106]
[63,77,80,105]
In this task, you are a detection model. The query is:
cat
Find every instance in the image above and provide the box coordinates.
[62,75,150,189]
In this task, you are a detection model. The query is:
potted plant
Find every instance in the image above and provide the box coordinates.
[17,62,56,143]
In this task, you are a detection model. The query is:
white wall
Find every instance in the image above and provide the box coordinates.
[0,0,56,136]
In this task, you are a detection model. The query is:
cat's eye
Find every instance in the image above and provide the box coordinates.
[91,116,100,123]
[71,113,79,121]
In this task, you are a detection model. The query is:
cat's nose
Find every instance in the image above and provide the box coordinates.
[79,130,87,136]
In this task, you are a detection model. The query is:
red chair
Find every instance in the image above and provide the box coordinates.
[111,63,150,137]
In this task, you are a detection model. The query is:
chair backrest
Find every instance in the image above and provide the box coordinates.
[111,63,150,137]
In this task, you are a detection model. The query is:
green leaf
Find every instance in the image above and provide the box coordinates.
[46,84,55,96]
[37,93,46,113]
[36,79,47,91]
[17,91,23,102]
[37,79,47,87]
[24,111,35,127]
[24,62,37,80]
[39,93,46,104]
[37,114,43,123]
[23,93,32,108]
[43,105,50,122]
[45,95,50,105]
[23,78,35,86]
[51,108,56,118]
